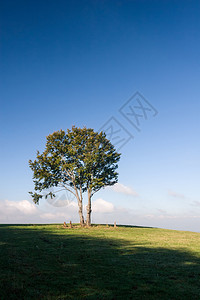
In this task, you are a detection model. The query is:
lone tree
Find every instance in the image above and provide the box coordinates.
[29,126,121,226]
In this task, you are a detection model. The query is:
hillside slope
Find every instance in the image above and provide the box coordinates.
[0,224,200,299]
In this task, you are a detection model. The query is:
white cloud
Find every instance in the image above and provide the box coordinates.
[157,209,167,214]
[111,183,138,196]
[40,212,67,220]
[191,201,200,207]
[5,200,38,214]
[0,199,78,224]
[68,201,78,208]
[1,199,200,233]
[168,190,186,199]
[92,198,114,213]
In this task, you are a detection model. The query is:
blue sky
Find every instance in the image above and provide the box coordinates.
[1,0,200,232]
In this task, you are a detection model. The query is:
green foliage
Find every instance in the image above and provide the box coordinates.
[29,126,121,205]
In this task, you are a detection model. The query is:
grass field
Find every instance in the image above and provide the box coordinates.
[0,224,200,299]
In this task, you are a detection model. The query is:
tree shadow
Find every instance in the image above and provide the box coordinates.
[0,225,200,299]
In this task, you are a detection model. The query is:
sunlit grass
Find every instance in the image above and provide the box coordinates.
[0,224,200,299]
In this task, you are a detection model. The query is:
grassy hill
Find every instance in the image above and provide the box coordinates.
[0,224,200,299]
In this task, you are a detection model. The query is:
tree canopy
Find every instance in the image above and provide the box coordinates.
[29,126,121,226]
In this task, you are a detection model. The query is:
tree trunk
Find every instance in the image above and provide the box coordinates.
[86,190,92,226]
[78,199,84,226]
[74,186,85,226]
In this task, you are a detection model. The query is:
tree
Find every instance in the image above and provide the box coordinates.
[29,126,121,226]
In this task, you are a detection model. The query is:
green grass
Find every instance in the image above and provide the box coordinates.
[1,224,200,299]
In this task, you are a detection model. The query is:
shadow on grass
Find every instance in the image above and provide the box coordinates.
[0,225,200,299]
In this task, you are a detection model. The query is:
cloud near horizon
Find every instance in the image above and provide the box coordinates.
[168,190,186,199]
[1,199,200,233]
[0,199,78,223]
[5,200,37,214]
[92,198,114,213]
[0,198,116,223]
[191,201,200,207]
[111,183,138,196]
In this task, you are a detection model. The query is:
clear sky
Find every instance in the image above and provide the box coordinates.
[1,0,200,232]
